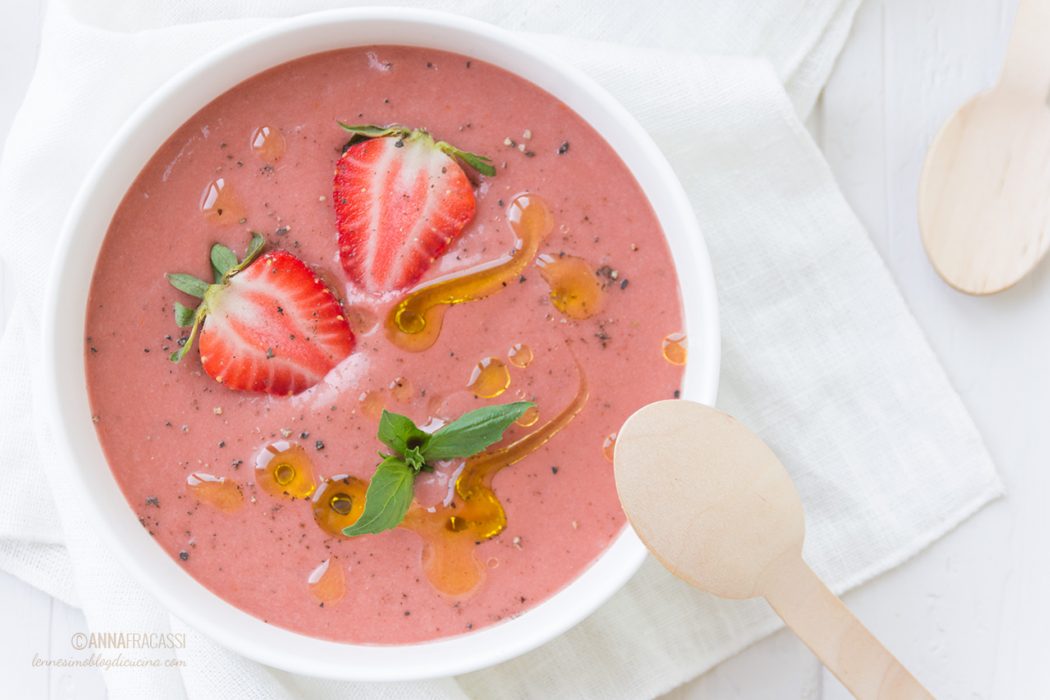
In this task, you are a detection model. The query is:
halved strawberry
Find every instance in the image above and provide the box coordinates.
[333,124,495,294]
[167,234,355,395]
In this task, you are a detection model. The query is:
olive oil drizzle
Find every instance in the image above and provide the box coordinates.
[386,194,554,352]
[401,359,588,596]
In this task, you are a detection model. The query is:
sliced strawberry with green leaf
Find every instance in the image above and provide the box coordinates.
[333,124,495,294]
[167,234,355,396]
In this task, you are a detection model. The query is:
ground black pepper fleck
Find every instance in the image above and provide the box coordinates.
[673,389,681,399]
[551,466,559,475]
[179,551,189,561]
[558,141,570,154]
[315,440,325,451]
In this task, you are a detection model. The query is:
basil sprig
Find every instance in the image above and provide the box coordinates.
[342,401,533,537]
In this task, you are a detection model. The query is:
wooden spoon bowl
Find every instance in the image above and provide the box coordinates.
[918,0,1050,294]
[614,400,932,699]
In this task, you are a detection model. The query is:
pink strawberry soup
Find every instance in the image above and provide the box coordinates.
[85,46,687,644]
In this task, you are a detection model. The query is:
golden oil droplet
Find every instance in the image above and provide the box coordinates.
[516,405,540,427]
[602,432,617,462]
[661,332,687,366]
[312,475,368,537]
[358,390,386,420]
[250,125,286,162]
[467,357,510,398]
[186,472,243,513]
[274,463,295,485]
[255,441,317,499]
[507,343,533,369]
[307,557,346,604]
[400,511,486,599]
[199,177,245,224]
[345,305,378,334]
[330,493,353,514]
[536,254,605,320]
[389,376,414,402]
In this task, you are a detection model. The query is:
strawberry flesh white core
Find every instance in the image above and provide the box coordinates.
[196,251,355,395]
[335,132,477,294]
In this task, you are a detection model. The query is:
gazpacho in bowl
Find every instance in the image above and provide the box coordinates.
[86,45,686,644]
[47,8,718,679]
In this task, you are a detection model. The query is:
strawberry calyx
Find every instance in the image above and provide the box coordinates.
[166,233,266,363]
[338,122,496,177]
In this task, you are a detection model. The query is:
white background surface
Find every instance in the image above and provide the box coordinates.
[1,0,1045,697]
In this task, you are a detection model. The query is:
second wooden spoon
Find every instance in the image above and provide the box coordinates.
[918,0,1050,294]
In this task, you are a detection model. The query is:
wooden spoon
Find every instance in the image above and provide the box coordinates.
[614,400,932,699]
[918,0,1050,294]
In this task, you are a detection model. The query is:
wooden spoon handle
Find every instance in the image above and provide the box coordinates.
[1000,0,1050,94]
[762,556,932,699]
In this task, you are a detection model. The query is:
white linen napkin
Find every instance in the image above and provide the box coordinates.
[0,1,1002,698]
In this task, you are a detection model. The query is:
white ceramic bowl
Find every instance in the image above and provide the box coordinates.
[42,7,720,681]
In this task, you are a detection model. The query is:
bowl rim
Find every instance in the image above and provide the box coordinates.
[41,6,720,681]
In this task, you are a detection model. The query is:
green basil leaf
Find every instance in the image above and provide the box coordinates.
[377,410,430,459]
[173,301,196,327]
[166,273,210,299]
[341,456,415,536]
[210,243,239,279]
[423,401,534,460]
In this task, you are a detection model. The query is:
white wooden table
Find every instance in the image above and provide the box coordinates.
[2,0,1045,697]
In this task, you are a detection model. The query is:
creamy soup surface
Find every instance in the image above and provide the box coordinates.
[85,46,687,644]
